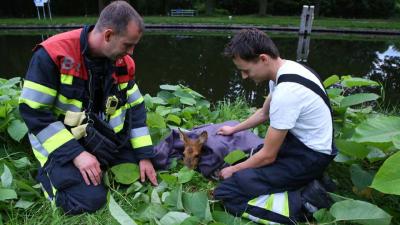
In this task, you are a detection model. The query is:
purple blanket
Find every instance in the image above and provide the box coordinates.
[152,121,264,177]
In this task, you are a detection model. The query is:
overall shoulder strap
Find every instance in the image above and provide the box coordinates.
[277,74,332,114]
[277,73,337,155]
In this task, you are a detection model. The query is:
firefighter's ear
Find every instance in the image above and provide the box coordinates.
[104,29,114,42]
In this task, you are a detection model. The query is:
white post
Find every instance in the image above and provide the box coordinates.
[299,5,315,35]
[296,35,311,62]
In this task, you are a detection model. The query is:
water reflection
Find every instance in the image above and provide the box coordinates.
[0,32,399,107]
[367,45,400,106]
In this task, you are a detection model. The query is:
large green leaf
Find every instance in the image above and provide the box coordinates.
[183,192,213,222]
[335,139,370,158]
[0,188,17,201]
[159,211,190,225]
[340,93,379,108]
[12,157,31,169]
[166,114,181,125]
[147,112,167,129]
[157,90,176,101]
[181,216,202,225]
[108,194,137,225]
[1,164,13,188]
[180,97,196,106]
[7,119,28,142]
[110,163,140,185]
[15,199,34,209]
[341,77,379,88]
[313,208,335,224]
[160,84,180,91]
[151,189,161,204]
[350,164,374,190]
[323,75,340,88]
[326,88,342,98]
[159,173,178,186]
[224,150,247,165]
[330,200,391,225]
[393,134,400,150]
[212,211,247,225]
[370,151,400,195]
[138,203,168,221]
[177,167,195,184]
[164,184,184,210]
[351,116,400,143]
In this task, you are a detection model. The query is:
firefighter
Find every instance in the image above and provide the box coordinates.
[215,28,336,224]
[19,1,157,214]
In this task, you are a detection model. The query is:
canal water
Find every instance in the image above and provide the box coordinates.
[0,31,399,107]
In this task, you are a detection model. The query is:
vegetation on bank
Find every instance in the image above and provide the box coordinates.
[1,76,400,225]
[1,16,400,31]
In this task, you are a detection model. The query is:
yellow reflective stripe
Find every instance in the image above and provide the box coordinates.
[265,194,274,211]
[130,135,152,149]
[57,94,82,109]
[283,192,289,217]
[119,82,128,90]
[53,108,64,115]
[248,197,259,206]
[126,84,144,108]
[32,148,47,167]
[127,96,144,108]
[109,107,126,133]
[19,98,50,109]
[61,74,73,85]
[41,129,74,153]
[24,80,57,96]
[110,106,125,119]
[127,84,139,95]
[113,123,124,133]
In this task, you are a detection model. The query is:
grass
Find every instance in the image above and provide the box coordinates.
[2,96,400,225]
[0,15,400,30]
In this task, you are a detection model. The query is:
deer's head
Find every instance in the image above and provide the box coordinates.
[179,129,208,169]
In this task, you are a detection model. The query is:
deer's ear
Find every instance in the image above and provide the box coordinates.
[178,128,188,142]
[198,131,208,144]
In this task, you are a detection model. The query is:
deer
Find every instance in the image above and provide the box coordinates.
[178,129,208,170]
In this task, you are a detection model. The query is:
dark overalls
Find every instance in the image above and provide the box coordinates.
[214,73,337,225]
[19,26,154,214]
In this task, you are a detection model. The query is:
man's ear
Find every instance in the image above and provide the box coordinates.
[259,54,270,63]
[104,29,113,42]
[198,131,208,145]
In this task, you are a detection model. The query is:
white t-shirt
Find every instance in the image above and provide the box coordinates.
[269,60,333,155]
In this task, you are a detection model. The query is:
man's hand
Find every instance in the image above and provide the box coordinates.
[73,151,102,186]
[219,165,239,179]
[139,159,158,186]
[217,126,236,136]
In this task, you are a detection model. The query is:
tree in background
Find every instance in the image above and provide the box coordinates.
[0,0,397,18]
[259,0,268,16]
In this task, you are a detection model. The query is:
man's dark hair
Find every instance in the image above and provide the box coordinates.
[224,28,280,61]
[95,0,144,35]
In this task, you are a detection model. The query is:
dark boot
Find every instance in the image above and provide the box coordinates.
[318,174,336,192]
[301,179,334,213]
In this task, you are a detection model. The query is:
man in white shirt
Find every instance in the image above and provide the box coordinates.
[214,28,337,224]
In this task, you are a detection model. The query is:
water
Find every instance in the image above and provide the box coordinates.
[1,31,399,107]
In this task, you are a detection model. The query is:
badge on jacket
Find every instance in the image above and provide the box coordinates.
[105,95,119,115]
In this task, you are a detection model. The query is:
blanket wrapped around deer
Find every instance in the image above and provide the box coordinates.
[152,121,264,177]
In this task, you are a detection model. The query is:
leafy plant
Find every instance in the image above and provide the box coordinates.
[0,77,27,142]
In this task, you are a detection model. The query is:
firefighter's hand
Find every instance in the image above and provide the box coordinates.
[73,151,102,186]
[217,126,236,136]
[139,159,158,186]
[219,166,239,179]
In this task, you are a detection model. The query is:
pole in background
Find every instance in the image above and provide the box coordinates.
[297,5,314,62]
